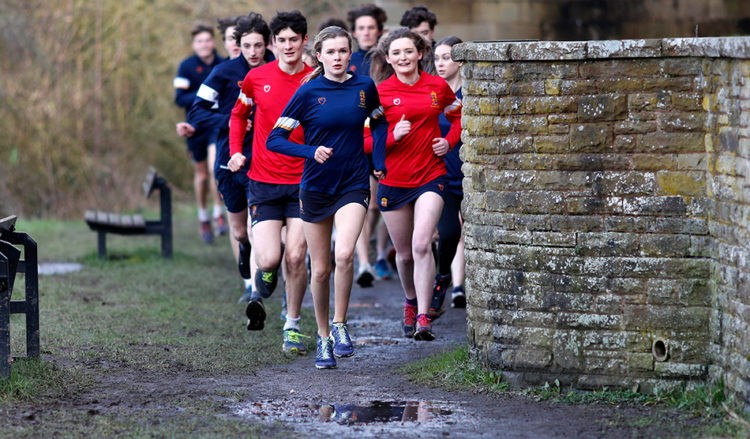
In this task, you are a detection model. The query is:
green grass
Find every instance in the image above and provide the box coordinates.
[402,345,509,394]
[404,346,750,437]
[0,205,306,436]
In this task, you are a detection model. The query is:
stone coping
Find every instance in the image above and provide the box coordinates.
[452,36,750,62]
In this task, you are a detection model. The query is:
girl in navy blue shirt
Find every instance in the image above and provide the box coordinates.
[267,26,388,370]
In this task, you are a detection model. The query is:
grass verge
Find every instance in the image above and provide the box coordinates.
[403,345,750,438]
[0,205,307,437]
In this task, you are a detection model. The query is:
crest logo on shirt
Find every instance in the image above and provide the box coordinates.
[264,84,271,93]
[393,98,401,106]
[359,90,366,108]
[380,197,388,208]
[431,91,439,107]
[196,66,204,74]
[318,97,326,105]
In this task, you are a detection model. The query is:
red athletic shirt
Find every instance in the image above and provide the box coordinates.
[229,60,313,184]
[375,71,462,188]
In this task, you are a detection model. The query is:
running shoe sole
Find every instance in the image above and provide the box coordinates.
[414,328,435,341]
[355,270,374,288]
[245,300,266,331]
[452,293,467,309]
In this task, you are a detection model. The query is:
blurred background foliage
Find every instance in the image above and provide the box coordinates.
[0,0,350,218]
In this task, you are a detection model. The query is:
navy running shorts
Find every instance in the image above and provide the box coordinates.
[300,188,370,223]
[376,176,448,212]
[186,130,212,163]
[215,166,250,213]
[248,180,301,226]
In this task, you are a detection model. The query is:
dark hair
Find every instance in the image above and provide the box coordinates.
[233,12,271,46]
[269,10,307,37]
[191,24,214,38]
[377,27,431,74]
[367,46,391,85]
[217,16,241,40]
[304,26,352,82]
[399,5,437,30]
[435,35,463,49]
[318,17,348,33]
[347,4,388,32]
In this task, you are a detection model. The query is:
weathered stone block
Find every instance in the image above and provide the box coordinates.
[570,123,614,152]
[578,94,628,122]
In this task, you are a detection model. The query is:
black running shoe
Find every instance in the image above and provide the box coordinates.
[245,297,266,331]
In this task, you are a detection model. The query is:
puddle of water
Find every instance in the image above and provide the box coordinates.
[318,400,452,425]
[38,262,83,276]
[235,399,453,426]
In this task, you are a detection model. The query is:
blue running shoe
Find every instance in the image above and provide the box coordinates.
[374,258,393,280]
[255,266,279,298]
[414,313,435,341]
[331,323,354,358]
[283,328,309,355]
[245,296,266,331]
[451,285,466,309]
[238,241,251,279]
[315,336,337,369]
[428,274,451,320]
[199,220,214,244]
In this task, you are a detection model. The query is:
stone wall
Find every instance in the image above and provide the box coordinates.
[453,37,750,406]
[378,0,750,42]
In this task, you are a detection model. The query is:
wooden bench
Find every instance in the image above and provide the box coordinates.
[0,215,40,380]
[85,167,172,259]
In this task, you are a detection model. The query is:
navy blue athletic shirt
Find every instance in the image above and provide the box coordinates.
[267,73,388,195]
[439,87,464,196]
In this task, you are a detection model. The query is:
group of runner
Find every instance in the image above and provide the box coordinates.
[173,5,467,370]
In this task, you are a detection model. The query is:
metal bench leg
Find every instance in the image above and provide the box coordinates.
[20,234,39,358]
[0,254,10,380]
[97,231,107,259]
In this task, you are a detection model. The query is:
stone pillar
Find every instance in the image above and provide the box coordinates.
[454,37,750,407]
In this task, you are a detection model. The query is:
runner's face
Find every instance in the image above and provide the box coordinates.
[192,31,215,59]
[353,16,380,50]
[273,28,307,66]
[411,21,434,44]
[385,37,421,77]
[317,36,351,80]
[240,32,266,67]
[434,44,460,81]
[224,26,241,59]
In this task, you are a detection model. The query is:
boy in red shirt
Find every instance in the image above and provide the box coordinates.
[228,10,313,355]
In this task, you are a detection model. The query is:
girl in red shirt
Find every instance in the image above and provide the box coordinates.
[372,28,461,341]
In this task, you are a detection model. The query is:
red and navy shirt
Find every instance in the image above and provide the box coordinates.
[267,73,387,195]
[229,60,313,184]
[374,71,462,188]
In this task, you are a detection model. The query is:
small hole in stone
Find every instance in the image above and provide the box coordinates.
[652,339,668,362]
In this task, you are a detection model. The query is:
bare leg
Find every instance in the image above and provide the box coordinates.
[283,218,308,322]
[304,217,333,338]
[411,192,444,315]
[332,203,367,323]
[381,205,415,300]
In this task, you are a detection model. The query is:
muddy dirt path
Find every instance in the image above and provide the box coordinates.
[228,277,681,438]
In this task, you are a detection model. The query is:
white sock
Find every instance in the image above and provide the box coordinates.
[243,279,252,289]
[198,208,209,222]
[283,316,300,331]
[212,205,223,218]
